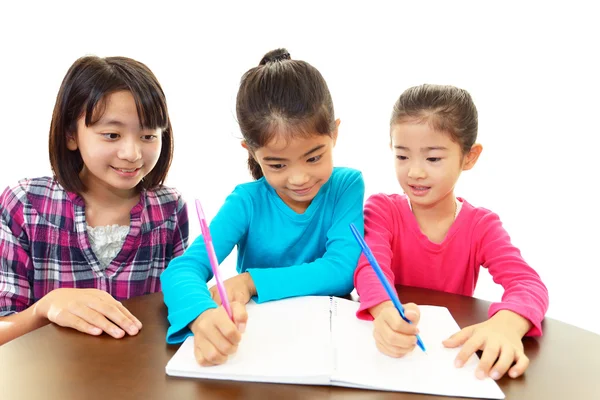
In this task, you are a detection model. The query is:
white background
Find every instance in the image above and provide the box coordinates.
[1,1,598,334]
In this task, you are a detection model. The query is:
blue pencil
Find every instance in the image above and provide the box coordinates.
[349,223,427,353]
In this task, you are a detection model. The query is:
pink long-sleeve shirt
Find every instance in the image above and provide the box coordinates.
[354,193,549,336]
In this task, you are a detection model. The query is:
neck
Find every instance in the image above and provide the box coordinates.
[79,168,139,208]
[410,193,457,222]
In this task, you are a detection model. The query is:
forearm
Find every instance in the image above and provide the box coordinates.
[0,306,48,345]
[248,257,355,302]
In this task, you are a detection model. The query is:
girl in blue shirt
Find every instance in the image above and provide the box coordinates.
[161,48,365,366]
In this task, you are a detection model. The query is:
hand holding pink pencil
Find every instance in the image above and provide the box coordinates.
[195,199,233,320]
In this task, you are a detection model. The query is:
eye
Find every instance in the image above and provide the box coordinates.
[268,164,285,170]
[142,135,158,141]
[396,155,408,160]
[307,155,322,163]
[427,157,442,163]
[101,133,119,140]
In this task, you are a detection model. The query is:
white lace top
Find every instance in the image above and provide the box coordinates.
[86,225,130,270]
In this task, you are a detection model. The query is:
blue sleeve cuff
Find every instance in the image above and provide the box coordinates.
[165,300,218,344]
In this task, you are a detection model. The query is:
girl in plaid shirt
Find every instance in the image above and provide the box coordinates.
[0,56,189,345]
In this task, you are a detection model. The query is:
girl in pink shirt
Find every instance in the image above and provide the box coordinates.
[354,84,548,381]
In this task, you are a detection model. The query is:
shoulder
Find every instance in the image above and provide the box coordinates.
[1,177,74,229]
[326,167,365,197]
[364,193,408,221]
[365,192,407,210]
[330,167,363,186]
[228,179,271,208]
[458,198,504,234]
[459,198,500,220]
[143,185,186,220]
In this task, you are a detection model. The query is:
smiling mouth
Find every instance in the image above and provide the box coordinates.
[409,185,430,190]
[112,166,141,173]
[290,185,314,195]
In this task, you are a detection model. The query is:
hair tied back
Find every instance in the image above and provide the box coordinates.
[259,48,291,65]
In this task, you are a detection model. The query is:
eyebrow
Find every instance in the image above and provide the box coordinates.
[263,144,326,162]
[394,145,448,151]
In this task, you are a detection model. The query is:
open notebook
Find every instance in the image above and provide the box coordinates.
[166,296,505,399]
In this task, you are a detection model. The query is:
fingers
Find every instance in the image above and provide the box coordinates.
[382,308,419,335]
[209,286,223,306]
[443,326,474,348]
[231,302,248,333]
[194,330,229,366]
[70,304,128,338]
[488,345,516,380]
[476,341,501,379]
[373,310,418,358]
[87,300,140,336]
[191,307,244,366]
[52,309,102,336]
[373,328,415,357]
[453,333,484,368]
[403,303,421,324]
[115,301,143,329]
[508,352,530,379]
[47,302,123,338]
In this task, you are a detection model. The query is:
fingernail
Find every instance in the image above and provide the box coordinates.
[238,323,246,333]
[90,327,102,335]
[135,320,143,329]
[406,310,418,318]
[509,370,518,378]
[111,328,124,337]
[127,325,139,335]
[476,369,486,380]
[491,370,500,380]
[455,359,463,368]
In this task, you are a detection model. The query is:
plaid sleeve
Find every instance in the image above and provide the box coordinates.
[0,185,34,316]
[172,194,189,257]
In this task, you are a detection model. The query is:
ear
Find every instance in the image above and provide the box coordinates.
[241,140,258,162]
[332,118,341,145]
[66,133,78,151]
[462,143,483,171]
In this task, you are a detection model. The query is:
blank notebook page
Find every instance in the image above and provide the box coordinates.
[166,296,333,384]
[331,298,505,399]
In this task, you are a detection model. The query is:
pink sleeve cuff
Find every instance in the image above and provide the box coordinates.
[356,294,392,321]
[488,302,543,337]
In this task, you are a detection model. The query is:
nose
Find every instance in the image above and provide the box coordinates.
[117,138,142,163]
[288,169,310,187]
[407,164,427,180]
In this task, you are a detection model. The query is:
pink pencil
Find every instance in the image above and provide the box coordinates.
[195,199,233,320]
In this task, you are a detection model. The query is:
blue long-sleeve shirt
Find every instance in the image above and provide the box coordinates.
[161,167,365,343]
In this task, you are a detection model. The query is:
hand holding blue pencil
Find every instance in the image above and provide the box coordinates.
[349,223,427,354]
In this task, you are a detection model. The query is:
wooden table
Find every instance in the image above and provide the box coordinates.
[1,285,598,399]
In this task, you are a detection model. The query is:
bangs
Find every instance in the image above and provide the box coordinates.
[83,87,169,131]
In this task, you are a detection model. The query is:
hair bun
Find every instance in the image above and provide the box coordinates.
[259,48,291,65]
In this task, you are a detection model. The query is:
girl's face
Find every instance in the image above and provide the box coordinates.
[67,90,162,198]
[249,122,339,213]
[391,121,481,210]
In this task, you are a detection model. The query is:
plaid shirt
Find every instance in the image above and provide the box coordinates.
[0,177,189,316]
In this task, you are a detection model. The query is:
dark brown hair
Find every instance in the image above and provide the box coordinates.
[236,48,336,180]
[48,55,173,193]
[391,84,478,155]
